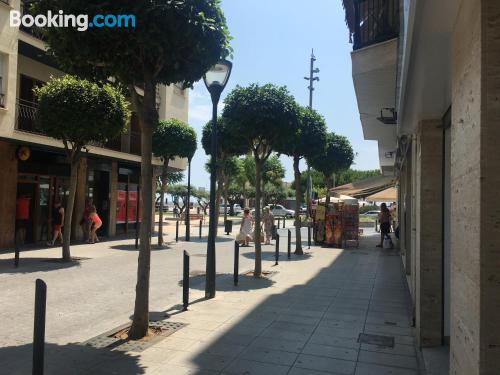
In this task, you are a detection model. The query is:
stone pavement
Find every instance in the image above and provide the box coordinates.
[0,231,425,375]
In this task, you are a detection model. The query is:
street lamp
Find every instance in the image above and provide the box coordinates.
[203,59,232,299]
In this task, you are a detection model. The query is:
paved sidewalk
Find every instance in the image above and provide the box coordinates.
[1,233,423,375]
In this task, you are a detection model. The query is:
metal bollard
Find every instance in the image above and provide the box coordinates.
[287,229,291,259]
[308,225,311,249]
[176,220,179,242]
[199,219,202,239]
[183,251,190,311]
[275,234,280,266]
[234,241,239,286]
[14,243,20,268]
[33,279,47,375]
[283,216,286,228]
[277,219,281,229]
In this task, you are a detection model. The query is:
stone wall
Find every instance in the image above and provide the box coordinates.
[415,119,443,347]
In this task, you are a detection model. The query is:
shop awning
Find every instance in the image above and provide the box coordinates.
[366,187,397,202]
[329,175,395,199]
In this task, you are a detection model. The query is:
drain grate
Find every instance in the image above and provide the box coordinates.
[358,333,395,348]
[81,320,187,352]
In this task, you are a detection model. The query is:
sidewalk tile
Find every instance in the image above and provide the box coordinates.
[239,347,299,366]
[302,342,358,362]
[294,354,356,374]
[222,358,290,375]
[355,362,418,375]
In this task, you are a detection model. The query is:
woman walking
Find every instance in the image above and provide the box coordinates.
[377,203,394,248]
[47,200,64,246]
[262,207,274,245]
[88,205,103,244]
[239,208,254,247]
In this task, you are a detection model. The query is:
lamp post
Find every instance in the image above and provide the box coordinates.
[203,60,232,299]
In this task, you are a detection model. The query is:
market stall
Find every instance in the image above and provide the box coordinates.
[313,194,360,248]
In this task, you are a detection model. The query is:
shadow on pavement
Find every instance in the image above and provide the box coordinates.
[179,272,275,292]
[242,251,313,262]
[0,257,82,274]
[110,244,173,251]
[0,342,146,375]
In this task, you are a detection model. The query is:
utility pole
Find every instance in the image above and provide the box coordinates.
[304,49,319,218]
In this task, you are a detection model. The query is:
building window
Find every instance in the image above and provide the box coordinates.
[0,55,5,108]
[353,0,399,50]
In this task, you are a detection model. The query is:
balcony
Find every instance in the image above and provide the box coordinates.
[353,0,399,50]
[16,98,44,134]
[20,1,46,41]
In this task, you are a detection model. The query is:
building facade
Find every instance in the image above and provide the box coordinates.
[0,0,189,248]
[342,0,500,374]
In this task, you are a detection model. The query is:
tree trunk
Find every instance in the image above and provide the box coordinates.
[293,156,303,254]
[158,160,168,247]
[62,158,79,261]
[129,81,156,340]
[224,173,229,221]
[254,156,263,277]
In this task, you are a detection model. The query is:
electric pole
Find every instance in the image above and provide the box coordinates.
[304,49,319,218]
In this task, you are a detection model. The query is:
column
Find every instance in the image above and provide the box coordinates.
[415,120,443,347]
[0,141,17,248]
[108,161,118,237]
[450,0,500,373]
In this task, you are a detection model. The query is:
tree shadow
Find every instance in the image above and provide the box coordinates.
[109,244,173,251]
[0,257,82,274]
[0,342,146,375]
[242,251,313,262]
[178,272,275,292]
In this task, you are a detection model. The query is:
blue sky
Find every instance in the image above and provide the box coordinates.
[185,0,379,188]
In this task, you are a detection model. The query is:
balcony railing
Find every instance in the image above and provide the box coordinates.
[353,0,399,50]
[16,98,44,134]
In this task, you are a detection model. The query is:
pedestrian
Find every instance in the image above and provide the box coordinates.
[47,200,64,246]
[239,207,254,247]
[88,205,102,244]
[15,195,31,246]
[262,207,274,245]
[376,203,393,248]
[79,198,92,241]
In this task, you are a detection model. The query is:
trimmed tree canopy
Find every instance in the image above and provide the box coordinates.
[201,117,244,157]
[309,132,355,178]
[222,84,299,158]
[153,118,197,161]
[33,0,231,86]
[35,75,129,150]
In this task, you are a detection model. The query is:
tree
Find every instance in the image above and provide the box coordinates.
[34,0,231,339]
[201,118,243,226]
[169,185,190,214]
[223,84,298,277]
[276,106,327,254]
[335,169,381,186]
[309,132,355,203]
[35,75,128,260]
[192,188,210,215]
[153,119,197,247]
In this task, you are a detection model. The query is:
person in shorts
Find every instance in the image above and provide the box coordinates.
[48,200,64,246]
[88,205,103,244]
[377,203,393,248]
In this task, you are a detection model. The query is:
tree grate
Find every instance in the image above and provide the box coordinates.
[358,333,395,348]
[80,320,187,352]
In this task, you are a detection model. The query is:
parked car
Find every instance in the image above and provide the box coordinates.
[361,210,380,217]
[251,204,295,217]
[219,204,243,216]
[299,204,307,214]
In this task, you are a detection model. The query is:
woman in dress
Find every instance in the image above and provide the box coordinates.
[240,208,254,247]
[262,207,274,245]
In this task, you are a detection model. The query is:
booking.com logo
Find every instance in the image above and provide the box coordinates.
[10,10,136,32]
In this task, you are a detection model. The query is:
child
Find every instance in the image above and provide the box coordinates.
[88,205,102,244]
[47,200,64,246]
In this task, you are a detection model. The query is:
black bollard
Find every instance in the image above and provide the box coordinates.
[277,219,281,229]
[14,243,20,268]
[308,225,311,249]
[199,219,202,239]
[275,234,280,266]
[234,241,239,286]
[182,251,190,311]
[288,229,291,259]
[33,279,47,375]
[175,220,179,242]
[283,216,286,228]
